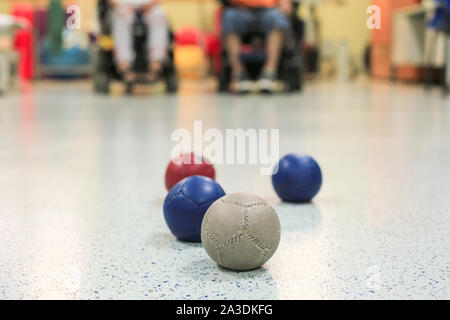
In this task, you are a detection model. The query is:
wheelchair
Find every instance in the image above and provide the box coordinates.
[216,1,305,93]
[93,0,178,94]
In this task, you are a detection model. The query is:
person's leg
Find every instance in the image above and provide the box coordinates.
[222,8,253,92]
[145,5,169,81]
[258,8,290,92]
[265,29,284,74]
[222,7,251,76]
[112,5,135,81]
[226,34,243,77]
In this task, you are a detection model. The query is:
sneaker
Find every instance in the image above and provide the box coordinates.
[233,72,252,94]
[257,71,277,94]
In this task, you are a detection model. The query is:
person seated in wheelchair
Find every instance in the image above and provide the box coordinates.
[222,0,293,94]
[108,0,169,83]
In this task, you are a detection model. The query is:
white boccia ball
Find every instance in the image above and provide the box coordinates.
[201,193,281,271]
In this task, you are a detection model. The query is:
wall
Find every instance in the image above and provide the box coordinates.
[0,0,219,32]
[0,0,372,39]
[0,0,372,66]
[163,0,218,32]
[315,0,371,59]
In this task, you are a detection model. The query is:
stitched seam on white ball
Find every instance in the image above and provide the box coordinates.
[258,247,269,266]
[214,202,267,250]
[205,228,223,262]
[203,212,224,265]
[245,205,277,251]
[243,233,272,251]
[218,200,267,208]
[246,202,268,208]
[261,235,279,265]
[243,208,249,232]
[208,198,224,211]
[205,198,276,268]
[218,200,247,208]
[203,226,221,249]
[220,232,265,266]
[222,232,244,247]
[220,232,272,252]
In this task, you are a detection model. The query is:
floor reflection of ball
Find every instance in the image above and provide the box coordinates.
[201,193,281,271]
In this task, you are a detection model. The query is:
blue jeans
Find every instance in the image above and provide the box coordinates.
[222,7,290,36]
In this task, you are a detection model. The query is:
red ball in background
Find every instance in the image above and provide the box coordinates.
[165,153,216,190]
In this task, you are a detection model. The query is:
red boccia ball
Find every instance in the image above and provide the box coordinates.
[165,153,216,190]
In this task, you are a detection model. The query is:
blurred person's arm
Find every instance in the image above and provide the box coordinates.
[279,0,292,14]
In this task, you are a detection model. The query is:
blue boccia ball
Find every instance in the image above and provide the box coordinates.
[272,154,322,203]
[163,175,225,242]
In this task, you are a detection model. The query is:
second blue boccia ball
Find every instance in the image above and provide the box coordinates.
[163,175,225,242]
[272,154,322,203]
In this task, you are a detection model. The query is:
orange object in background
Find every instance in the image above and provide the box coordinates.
[174,45,206,79]
[396,65,424,82]
[371,0,422,81]
[12,4,35,81]
[174,27,207,79]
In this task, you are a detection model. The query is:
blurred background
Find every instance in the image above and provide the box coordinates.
[0,0,448,94]
[1,0,449,300]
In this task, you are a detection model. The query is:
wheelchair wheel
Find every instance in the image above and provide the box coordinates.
[282,55,303,92]
[94,73,110,94]
[165,73,179,93]
[285,68,303,92]
[125,81,134,95]
[218,64,232,93]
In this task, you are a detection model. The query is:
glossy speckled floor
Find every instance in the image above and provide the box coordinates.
[0,80,449,300]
